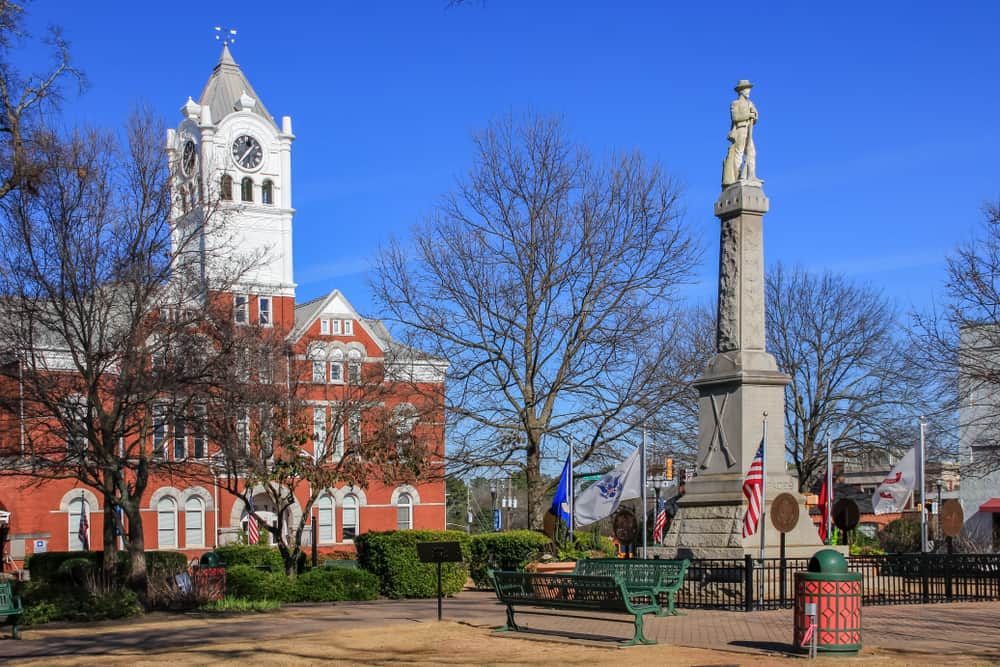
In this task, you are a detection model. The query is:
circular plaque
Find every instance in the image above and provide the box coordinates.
[940,499,964,538]
[612,507,638,544]
[832,498,860,532]
[770,492,800,533]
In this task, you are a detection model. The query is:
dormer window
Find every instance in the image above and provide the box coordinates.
[241,177,253,202]
[262,180,274,205]
[221,175,233,201]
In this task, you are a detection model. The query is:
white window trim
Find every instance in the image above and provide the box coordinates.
[234,294,248,325]
[331,319,342,335]
[259,296,272,327]
[68,497,90,552]
[316,495,336,545]
[397,493,413,531]
[343,320,354,335]
[157,497,178,549]
[342,494,359,543]
[329,361,343,384]
[185,497,205,548]
[314,406,328,461]
[320,319,330,335]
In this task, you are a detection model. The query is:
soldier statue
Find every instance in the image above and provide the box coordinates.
[722,80,761,187]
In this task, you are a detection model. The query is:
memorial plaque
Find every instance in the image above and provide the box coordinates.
[940,499,964,538]
[832,498,860,532]
[542,509,557,539]
[770,492,800,533]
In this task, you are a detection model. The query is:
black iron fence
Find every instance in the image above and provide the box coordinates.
[676,553,1000,611]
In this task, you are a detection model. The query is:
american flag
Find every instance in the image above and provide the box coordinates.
[78,503,89,551]
[247,495,259,545]
[742,442,764,538]
[652,498,667,543]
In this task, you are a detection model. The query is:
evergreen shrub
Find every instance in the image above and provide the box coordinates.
[355,530,471,599]
[292,568,379,602]
[468,531,551,588]
[213,545,284,572]
[223,565,288,601]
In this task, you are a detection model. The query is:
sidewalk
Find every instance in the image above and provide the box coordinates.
[2,591,999,663]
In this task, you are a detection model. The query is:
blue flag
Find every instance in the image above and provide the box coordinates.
[551,453,572,525]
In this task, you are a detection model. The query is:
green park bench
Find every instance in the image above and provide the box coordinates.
[490,570,659,646]
[573,558,690,617]
[0,582,23,639]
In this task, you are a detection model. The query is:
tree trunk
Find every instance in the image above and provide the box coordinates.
[124,504,148,604]
[525,444,542,530]
[100,491,118,582]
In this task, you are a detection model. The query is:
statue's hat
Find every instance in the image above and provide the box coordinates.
[734,79,753,92]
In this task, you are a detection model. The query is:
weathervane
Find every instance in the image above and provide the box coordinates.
[214,26,237,46]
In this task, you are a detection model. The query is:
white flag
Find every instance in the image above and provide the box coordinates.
[574,447,643,527]
[872,445,918,514]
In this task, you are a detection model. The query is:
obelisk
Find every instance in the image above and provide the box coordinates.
[660,80,822,558]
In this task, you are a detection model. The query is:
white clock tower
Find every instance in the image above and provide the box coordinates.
[167,43,296,329]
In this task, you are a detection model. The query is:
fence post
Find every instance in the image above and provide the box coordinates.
[920,552,930,604]
[944,554,953,602]
[744,554,754,612]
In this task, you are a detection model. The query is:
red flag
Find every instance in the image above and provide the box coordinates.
[817,475,830,543]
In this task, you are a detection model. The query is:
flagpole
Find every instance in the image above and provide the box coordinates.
[568,443,574,543]
[919,416,927,553]
[826,436,833,545]
[641,426,648,559]
[759,412,767,609]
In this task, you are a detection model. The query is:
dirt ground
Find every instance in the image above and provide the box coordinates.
[9,619,999,667]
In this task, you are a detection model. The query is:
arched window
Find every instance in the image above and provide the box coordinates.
[316,494,335,544]
[397,493,413,530]
[261,179,274,205]
[185,497,204,547]
[157,497,178,548]
[241,177,253,202]
[68,496,90,551]
[342,494,359,541]
[220,174,233,201]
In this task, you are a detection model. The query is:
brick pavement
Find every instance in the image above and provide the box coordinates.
[2,591,999,662]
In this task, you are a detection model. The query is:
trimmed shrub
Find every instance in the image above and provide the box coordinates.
[469,531,551,588]
[224,564,288,601]
[26,550,190,583]
[146,551,189,578]
[213,545,285,572]
[573,532,616,558]
[355,530,471,599]
[26,552,103,582]
[18,579,142,626]
[291,568,379,602]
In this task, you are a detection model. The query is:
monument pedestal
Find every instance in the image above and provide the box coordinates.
[661,179,823,559]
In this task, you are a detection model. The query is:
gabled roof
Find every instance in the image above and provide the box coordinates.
[198,43,277,130]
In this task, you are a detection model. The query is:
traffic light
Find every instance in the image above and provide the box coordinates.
[665,458,674,481]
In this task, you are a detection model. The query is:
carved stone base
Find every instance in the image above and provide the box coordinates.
[657,494,827,560]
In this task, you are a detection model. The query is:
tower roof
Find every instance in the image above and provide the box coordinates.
[198,43,277,129]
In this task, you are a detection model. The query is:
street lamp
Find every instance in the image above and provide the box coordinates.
[490,482,498,532]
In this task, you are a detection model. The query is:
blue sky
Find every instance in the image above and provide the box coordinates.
[22,1,1000,319]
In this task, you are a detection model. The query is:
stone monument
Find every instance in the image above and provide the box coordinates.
[660,80,823,558]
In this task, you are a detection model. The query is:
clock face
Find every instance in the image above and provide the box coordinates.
[231,134,263,171]
[181,140,196,176]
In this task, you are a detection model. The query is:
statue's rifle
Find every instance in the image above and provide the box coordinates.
[739,105,755,181]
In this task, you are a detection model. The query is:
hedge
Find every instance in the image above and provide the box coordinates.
[25,550,189,582]
[224,564,379,602]
[212,545,285,572]
[355,530,471,599]
[468,531,552,588]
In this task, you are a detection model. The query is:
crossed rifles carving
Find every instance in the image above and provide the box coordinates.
[699,393,736,470]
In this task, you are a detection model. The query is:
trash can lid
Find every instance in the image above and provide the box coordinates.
[808,549,848,574]
[199,552,223,567]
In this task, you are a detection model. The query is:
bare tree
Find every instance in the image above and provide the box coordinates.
[372,114,700,526]
[183,317,441,577]
[912,202,1000,476]
[766,263,922,491]
[0,1,84,200]
[0,111,235,591]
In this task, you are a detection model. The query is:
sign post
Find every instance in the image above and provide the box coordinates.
[416,541,463,621]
